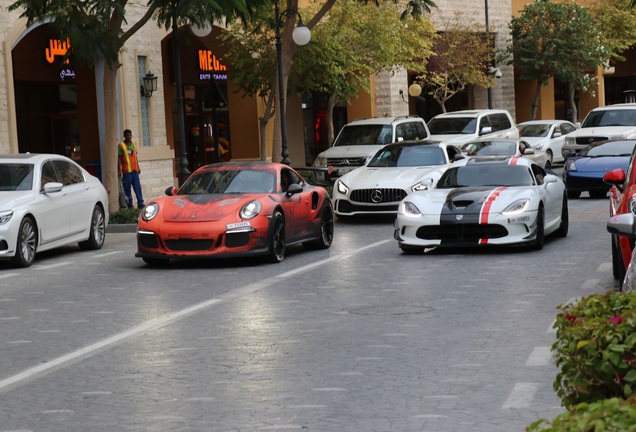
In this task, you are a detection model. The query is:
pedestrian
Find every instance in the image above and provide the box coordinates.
[118,129,145,209]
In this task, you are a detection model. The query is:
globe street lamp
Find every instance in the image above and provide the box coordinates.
[275,1,311,165]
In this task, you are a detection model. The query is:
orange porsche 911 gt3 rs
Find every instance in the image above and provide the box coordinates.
[135,162,334,266]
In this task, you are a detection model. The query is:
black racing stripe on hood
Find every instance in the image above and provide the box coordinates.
[440,187,497,224]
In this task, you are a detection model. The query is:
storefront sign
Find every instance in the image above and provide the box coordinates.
[45,38,71,64]
[198,50,227,81]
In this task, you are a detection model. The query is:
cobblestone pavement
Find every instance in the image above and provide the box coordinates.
[0,193,618,432]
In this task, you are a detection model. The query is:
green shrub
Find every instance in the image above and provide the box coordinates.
[109,208,141,224]
[552,291,636,407]
[526,396,636,431]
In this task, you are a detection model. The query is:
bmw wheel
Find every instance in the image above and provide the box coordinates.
[11,217,37,268]
[266,211,286,263]
[79,205,106,250]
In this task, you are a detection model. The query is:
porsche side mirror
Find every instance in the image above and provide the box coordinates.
[165,186,177,196]
[286,183,303,197]
[607,213,636,238]
[604,168,626,187]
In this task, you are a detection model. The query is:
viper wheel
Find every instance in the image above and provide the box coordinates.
[79,205,106,250]
[531,205,545,250]
[266,211,286,263]
[11,217,37,268]
[555,194,569,238]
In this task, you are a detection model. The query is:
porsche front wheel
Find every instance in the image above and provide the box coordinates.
[266,211,286,263]
[303,203,334,250]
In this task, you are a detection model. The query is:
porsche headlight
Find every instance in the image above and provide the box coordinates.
[239,200,262,219]
[336,180,349,195]
[141,203,159,221]
[502,199,530,215]
[400,201,421,216]
[0,210,13,224]
[313,157,327,168]
[565,159,577,172]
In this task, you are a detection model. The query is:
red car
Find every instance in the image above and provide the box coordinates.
[135,162,334,266]
[604,155,636,285]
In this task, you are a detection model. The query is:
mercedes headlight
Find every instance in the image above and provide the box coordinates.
[0,210,13,224]
[502,199,530,215]
[411,178,433,192]
[336,180,349,195]
[239,201,262,219]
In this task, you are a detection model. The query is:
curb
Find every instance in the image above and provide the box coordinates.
[107,224,137,234]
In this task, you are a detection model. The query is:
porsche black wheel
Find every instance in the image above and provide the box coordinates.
[555,194,569,238]
[266,211,286,263]
[303,203,334,250]
[11,217,37,268]
[79,205,106,250]
[531,205,545,250]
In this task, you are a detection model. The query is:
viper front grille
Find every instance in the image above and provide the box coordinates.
[350,188,407,204]
[416,224,508,241]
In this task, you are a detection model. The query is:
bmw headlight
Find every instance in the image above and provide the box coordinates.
[313,157,327,168]
[336,180,349,195]
[0,210,13,224]
[141,203,160,221]
[502,199,530,215]
[400,201,421,216]
[239,200,262,219]
[565,159,577,172]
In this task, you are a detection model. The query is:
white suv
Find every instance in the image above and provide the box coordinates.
[312,116,430,184]
[427,109,519,145]
[561,103,636,160]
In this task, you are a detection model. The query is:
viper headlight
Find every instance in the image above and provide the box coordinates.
[0,210,13,224]
[502,199,530,215]
[239,201,262,219]
[141,203,159,221]
[400,201,421,216]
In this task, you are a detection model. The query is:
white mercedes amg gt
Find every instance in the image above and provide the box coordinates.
[394,156,568,253]
[332,140,464,218]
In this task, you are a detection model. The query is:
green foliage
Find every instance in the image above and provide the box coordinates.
[109,208,141,224]
[552,291,636,407]
[526,396,636,432]
[589,0,636,64]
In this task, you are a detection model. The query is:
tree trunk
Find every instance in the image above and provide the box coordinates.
[326,93,337,145]
[568,82,578,124]
[102,65,121,213]
[531,82,542,120]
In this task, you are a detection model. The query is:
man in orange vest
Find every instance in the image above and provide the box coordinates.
[118,129,145,209]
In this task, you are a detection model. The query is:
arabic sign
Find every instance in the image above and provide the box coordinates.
[46,38,71,64]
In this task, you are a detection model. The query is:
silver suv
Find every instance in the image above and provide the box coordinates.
[312,116,430,184]
[427,109,519,145]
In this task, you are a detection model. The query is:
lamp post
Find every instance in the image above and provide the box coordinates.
[274,1,311,165]
[485,0,493,109]
[171,12,190,186]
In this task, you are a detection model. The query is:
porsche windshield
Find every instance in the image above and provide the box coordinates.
[437,165,534,188]
[367,145,446,167]
[332,125,393,146]
[0,163,34,191]
[180,168,277,194]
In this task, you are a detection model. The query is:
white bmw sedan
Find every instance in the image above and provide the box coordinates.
[0,154,108,267]
[394,156,568,253]
[332,140,464,218]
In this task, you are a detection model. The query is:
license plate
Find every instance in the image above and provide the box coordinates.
[508,216,530,223]
[226,221,251,229]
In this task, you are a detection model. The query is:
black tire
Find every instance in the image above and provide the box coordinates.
[546,150,553,167]
[79,205,106,250]
[611,236,626,282]
[589,189,607,199]
[266,211,286,263]
[303,203,334,250]
[567,190,581,199]
[11,217,37,268]
[532,205,545,250]
[143,257,170,267]
[555,194,569,238]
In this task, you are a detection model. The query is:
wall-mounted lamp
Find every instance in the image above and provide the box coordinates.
[141,71,158,98]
